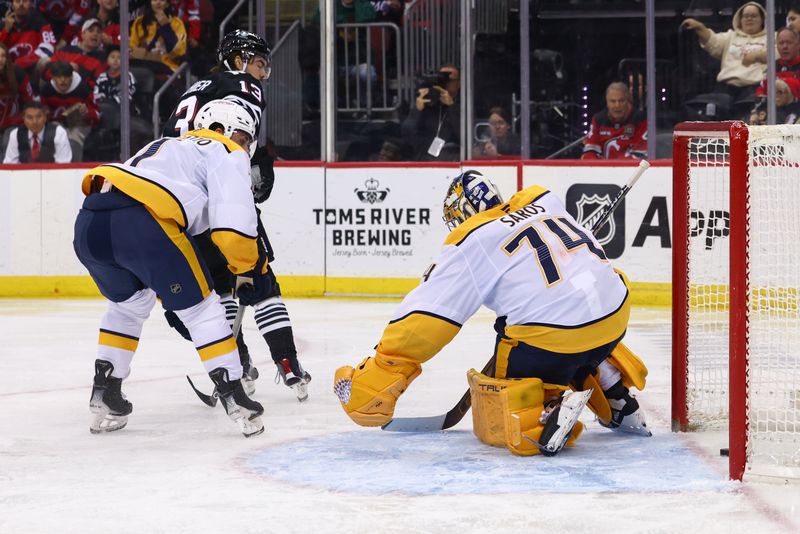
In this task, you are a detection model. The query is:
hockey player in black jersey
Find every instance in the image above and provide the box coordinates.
[163,29,311,402]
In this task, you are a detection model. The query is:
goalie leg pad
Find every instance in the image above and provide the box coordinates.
[467,369,542,447]
[334,355,421,427]
[467,369,585,456]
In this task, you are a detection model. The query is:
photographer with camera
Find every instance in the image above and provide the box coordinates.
[473,106,520,159]
[401,63,460,161]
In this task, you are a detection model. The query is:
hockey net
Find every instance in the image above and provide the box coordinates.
[672,121,800,481]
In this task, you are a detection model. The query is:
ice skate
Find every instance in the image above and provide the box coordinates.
[241,361,259,396]
[537,388,592,456]
[89,360,132,434]
[209,368,264,438]
[275,356,311,402]
[599,381,652,437]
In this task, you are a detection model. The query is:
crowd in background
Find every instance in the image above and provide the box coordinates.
[0,0,208,163]
[3,0,800,164]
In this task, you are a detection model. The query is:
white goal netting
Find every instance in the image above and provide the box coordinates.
[685,124,800,476]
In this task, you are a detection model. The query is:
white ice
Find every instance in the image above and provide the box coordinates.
[1,299,798,533]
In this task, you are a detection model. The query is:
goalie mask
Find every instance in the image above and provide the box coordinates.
[218,29,272,79]
[442,170,504,230]
[195,99,257,157]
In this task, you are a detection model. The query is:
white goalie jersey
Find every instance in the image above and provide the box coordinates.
[374,185,631,364]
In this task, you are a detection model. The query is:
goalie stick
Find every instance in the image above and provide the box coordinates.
[382,160,650,433]
[186,304,246,407]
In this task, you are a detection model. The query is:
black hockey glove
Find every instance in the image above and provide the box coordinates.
[164,310,192,341]
[235,255,273,307]
[251,146,275,204]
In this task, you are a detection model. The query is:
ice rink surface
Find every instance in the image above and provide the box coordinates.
[1,298,799,533]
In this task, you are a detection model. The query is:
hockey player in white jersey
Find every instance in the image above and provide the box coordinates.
[334,170,650,456]
[73,100,273,437]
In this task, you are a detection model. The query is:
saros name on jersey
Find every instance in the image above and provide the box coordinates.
[499,202,547,227]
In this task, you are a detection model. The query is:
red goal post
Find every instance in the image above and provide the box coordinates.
[672,121,800,481]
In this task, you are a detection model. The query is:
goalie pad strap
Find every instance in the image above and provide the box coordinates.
[607,342,647,391]
[578,372,613,425]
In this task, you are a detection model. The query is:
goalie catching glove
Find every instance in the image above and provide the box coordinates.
[333,354,421,426]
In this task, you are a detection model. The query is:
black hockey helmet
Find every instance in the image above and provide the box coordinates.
[218,30,271,71]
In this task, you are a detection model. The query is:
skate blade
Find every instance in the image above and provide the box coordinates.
[292,381,309,402]
[90,410,128,434]
[599,419,652,437]
[539,389,592,456]
[239,415,265,438]
[225,403,265,438]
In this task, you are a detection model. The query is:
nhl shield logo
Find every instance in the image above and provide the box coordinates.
[566,183,625,259]
[170,283,182,294]
[576,193,615,245]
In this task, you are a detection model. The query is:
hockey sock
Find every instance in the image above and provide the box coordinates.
[97,289,156,379]
[253,297,297,362]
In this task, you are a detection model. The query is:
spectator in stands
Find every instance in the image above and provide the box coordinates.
[472,106,520,159]
[743,26,800,80]
[401,63,460,160]
[0,41,34,131]
[56,0,121,50]
[750,28,800,104]
[582,81,647,161]
[168,0,199,49]
[38,0,82,46]
[682,2,767,103]
[3,100,72,163]
[46,18,107,87]
[130,0,187,73]
[787,5,800,34]
[130,0,199,46]
[93,45,134,107]
[82,0,122,50]
[40,60,99,161]
[775,27,800,80]
[369,138,404,161]
[0,0,56,74]
[749,77,800,125]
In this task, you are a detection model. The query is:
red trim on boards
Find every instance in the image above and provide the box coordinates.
[0,162,103,170]
[0,158,673,171]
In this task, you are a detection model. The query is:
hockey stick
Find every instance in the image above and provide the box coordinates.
[382,161,650,433]
[381,355,495,432]
[584,159,649,233]
[186,304,247,407]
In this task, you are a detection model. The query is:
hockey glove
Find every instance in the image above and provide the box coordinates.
[164,310,192,341]
[251,146,275,204]
[333,354,421,427]
[234,255,273,307]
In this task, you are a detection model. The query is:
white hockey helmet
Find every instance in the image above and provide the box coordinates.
[442,170,504,230]
[194,99,257,157]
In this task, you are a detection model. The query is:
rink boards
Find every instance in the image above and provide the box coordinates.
[0,160,674,303]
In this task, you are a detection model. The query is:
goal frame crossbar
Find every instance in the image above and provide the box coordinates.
[671,120,749,481]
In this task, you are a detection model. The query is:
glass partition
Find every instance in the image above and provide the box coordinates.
[98,1,792,163]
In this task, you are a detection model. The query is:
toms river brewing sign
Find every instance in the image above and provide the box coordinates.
[317,168,452,278]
